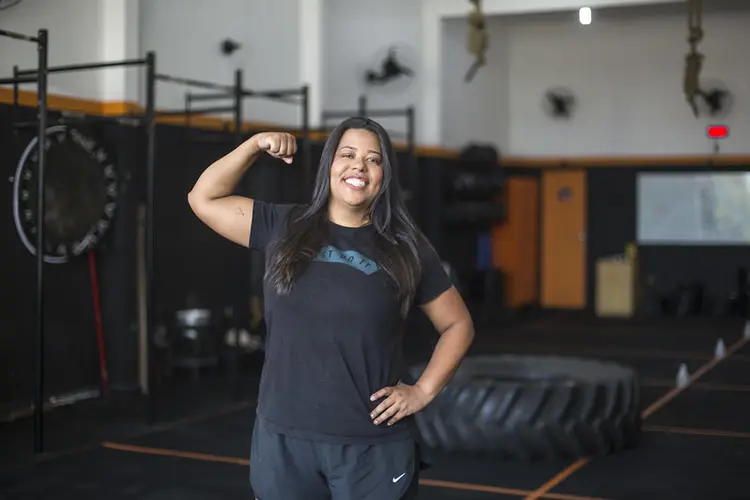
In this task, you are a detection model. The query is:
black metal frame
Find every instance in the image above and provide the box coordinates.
[2,38,161,451]
[321,95,418,222]
[154,70,245,403]
[172,74,313,399]
[148,70,313,405]
[175,70,244,138]
[180,79,313,189]
[242,85,312,190]
[1,27,48,455]
[3,44,315,452]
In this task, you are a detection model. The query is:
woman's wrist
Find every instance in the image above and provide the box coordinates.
[241,135,262,161]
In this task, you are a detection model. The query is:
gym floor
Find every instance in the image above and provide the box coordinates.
[1,313,748,499]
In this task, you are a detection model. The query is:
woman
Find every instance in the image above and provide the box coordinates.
[188,117,474,499]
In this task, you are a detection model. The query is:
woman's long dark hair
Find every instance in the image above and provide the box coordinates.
[264,117,422,316]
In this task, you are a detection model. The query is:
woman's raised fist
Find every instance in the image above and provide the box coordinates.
[253,132,297,164]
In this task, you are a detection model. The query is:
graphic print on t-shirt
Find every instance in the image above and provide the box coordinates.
[315,245,379,275]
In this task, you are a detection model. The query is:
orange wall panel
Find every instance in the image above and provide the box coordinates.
[492,177,539,308]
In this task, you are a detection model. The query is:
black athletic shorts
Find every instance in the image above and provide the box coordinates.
[250,415,423,499]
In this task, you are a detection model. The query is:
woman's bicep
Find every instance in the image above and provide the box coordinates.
[188,193,255,247]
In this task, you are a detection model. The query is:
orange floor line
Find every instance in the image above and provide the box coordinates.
[644,424,750,440]
[421,478,610,499]
[642,336,749,419]
[524,334,750,500]
[642,379,750,392]
[101,441,250,466]
[101,441,609,499]
[523,458,591,500]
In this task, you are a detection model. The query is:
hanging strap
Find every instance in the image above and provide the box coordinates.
[683,0,705,117]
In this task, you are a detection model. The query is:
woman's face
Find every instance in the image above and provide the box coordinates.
[329,128,385,211]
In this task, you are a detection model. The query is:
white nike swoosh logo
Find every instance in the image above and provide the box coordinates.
[392,473,406,483]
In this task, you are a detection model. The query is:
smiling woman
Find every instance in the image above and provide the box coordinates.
[187,117,475,500]
[332,131,385,215]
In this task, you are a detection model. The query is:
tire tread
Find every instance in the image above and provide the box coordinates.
[410,355,641,460]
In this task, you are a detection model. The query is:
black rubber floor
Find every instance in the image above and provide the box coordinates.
[2,315,749,499]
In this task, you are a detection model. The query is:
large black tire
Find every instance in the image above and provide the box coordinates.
[408,355,641,461]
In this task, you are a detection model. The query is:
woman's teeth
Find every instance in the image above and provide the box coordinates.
[345,178,365,188]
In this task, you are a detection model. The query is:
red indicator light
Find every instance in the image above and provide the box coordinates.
[707,125,729,139]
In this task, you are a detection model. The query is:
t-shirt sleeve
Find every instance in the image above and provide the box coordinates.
[413,236,454,306]
[248,200,296,251]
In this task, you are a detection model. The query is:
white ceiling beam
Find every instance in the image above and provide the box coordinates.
[434,0,685,18]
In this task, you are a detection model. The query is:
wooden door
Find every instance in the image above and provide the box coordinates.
[541,170,587,309]
[492,177,539,308]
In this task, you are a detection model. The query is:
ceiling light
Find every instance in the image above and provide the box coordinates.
[579,7,592,25]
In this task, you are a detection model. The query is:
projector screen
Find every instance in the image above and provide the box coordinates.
[637,172,750,245]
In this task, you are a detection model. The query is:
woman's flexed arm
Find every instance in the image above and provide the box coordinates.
[187,132,297,247]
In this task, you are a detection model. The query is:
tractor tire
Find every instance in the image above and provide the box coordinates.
[408,355,641,461]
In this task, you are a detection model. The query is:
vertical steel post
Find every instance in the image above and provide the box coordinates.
[33,28,49,454]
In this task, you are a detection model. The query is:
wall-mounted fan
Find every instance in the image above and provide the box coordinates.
[542,87,577,120]
[696,79,733,119]
[357,43,417,95]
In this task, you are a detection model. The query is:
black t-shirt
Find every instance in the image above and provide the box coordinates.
[248,200,452,445]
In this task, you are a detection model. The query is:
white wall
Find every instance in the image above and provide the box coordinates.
[438,4,750,156]
[321,0,421,137]
[0,0,104,99]
[441,16,510,152]
[100,0,141,103]
[139,0,302,127]
[506,6,750,156]
[3,0,747,157]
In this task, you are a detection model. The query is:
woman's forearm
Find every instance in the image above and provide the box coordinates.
[189,136,261,201]
[415,320,474,399]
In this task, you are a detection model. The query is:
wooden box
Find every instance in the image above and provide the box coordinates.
[595,258,637,317]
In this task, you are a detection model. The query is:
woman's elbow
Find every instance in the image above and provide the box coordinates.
[461,316,475,343]
[187,190,205,215]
